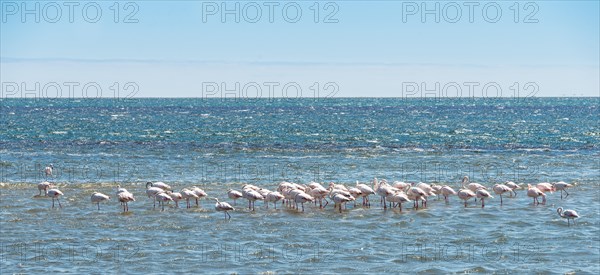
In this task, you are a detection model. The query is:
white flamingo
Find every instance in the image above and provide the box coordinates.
[440,185,457,202]
[504,181,520,197]
[536,182,555,194]
[293,192,314,212]
[406,186,428,209]
[553,181,574,199]
[117,191,135,212]
[386,191,411,211]
[116,185,128,194]
[167,191,183,208]
[90,192,110,210]
[227,189,243,205]
[492,184,512,205]
[392,181,411,191]
[44,164,53,179]
[190,186,208,206]
[527,184,546,205]
[430,184,443,200]
[181,188,199,208]
[355,181,375,206]
[146,181,172,191]
[264,191,284,209]
[47,188,63,208]
[373,178,396,209]
[146,183,165,209]
[331,193,354,213]
[155,192,173,211]
[476,189,493,208]
[458,189,476,207]
[306,186,329,208]
[348,187,363,207]
[328,182,348,191]
[462,176,487,193]
[37,181,54,196]
[242,188,264,211]
[557,207,579,226]
[213,198,234,219]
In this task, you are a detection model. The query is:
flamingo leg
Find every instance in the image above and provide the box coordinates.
[302,203,305,212]
[564,189,569,198]
[97,203,100,210]
[500,194,503,205]
[383,197,387,209]
[323,199,329,208]
[52,198,55,208]
[57,198,61,208]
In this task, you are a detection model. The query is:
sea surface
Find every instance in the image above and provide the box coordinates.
[1,98,599,274]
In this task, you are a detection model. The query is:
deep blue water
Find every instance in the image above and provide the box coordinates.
[0,98,599,273]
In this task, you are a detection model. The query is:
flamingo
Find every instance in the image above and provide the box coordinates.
[167,191,183,208]
[557,207,579,226]
[355,181,375,206]
[373,178,396,209]
[440,185,457,202]
[536,182,555,194]
[392,181,411,191]
[415,182,435,197]
[527,184,546,205]
[328,182,348,192]
[90,192,110,210]
[329,186,354,210]
[307,181,324,189]
[386,191,411,211]
[146,181,172,191]
[37,181,54,196]
[406,186,428,209]
[155,192,173,211]
[553,181,574,199]
[227,189,243,205]
[264,191,284,209]
[306,186,329,208]
[331,193,354,213]
[293,192,314,212]
[116,185,128,194]
[492,184,512,205]
[348,187,363,207]
[430,184,443,200]
[462,176,487,193]
[242,188,264,211]
[181,188,199,208]
[457,189,476,207]
[146,183,165,209]
[118,191,135,212]
[190,186,208,206]
[213,198,234,219]
[504,181,520,197]
[47,188,63,208]
[476,189,493,208]
[44,164,53,179]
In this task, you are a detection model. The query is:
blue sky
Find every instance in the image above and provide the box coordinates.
[1,1,599,97]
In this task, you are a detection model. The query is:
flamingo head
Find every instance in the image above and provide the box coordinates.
[146,182,153,188]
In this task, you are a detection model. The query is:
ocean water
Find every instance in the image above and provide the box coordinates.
[0,98,599,274]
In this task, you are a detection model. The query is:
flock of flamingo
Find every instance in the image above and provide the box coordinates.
[34,175,580,226]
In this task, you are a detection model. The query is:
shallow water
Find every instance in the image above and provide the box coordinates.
[1,98,599,273]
